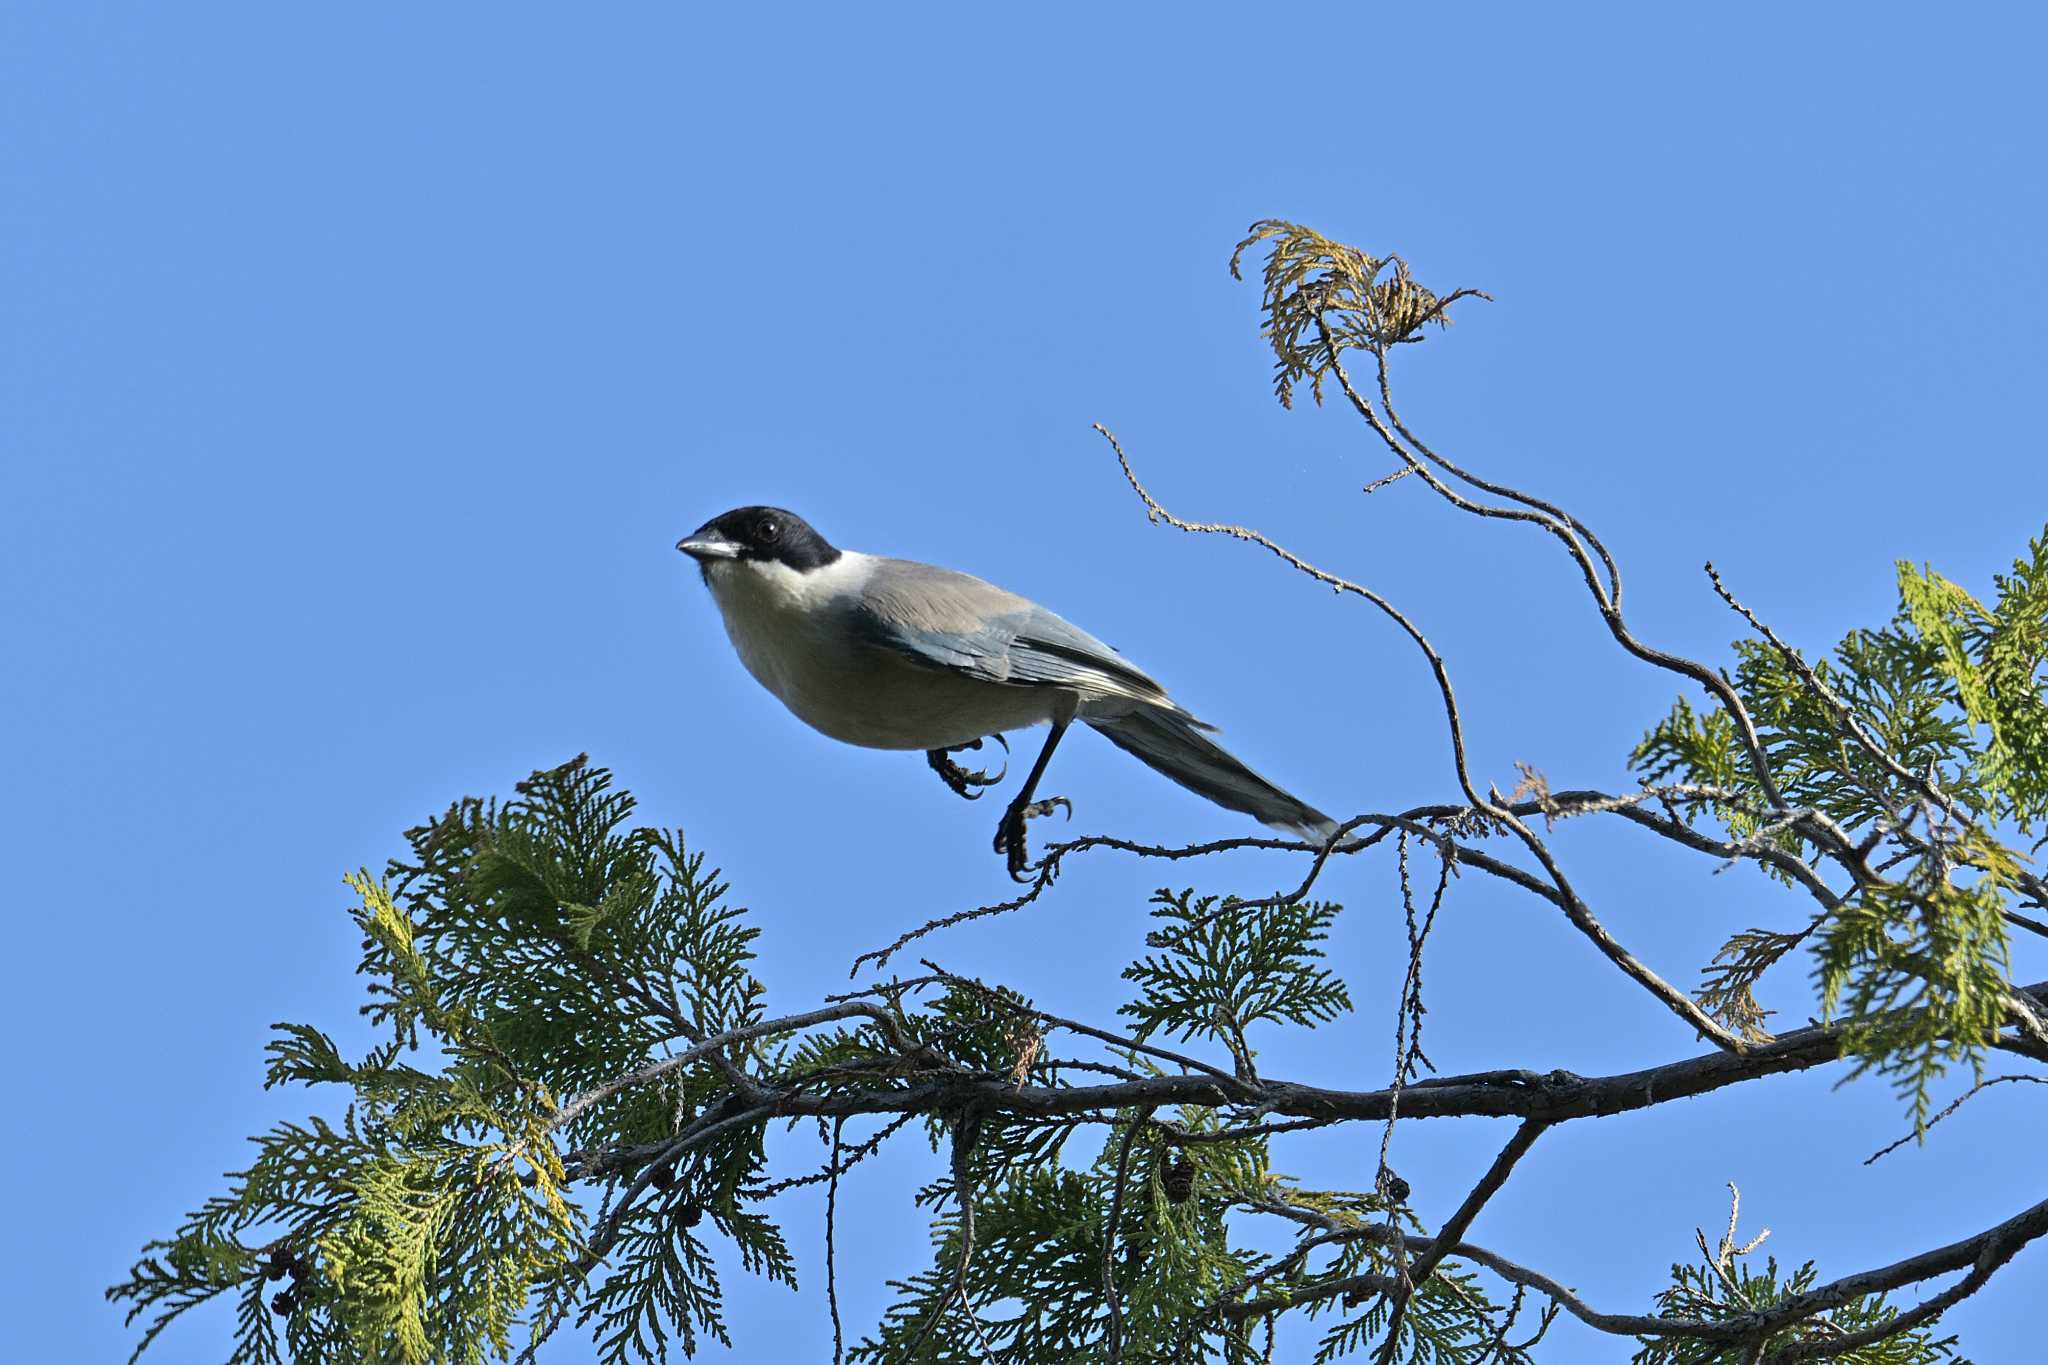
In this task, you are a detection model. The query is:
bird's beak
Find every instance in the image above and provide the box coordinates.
[676,531,742,561]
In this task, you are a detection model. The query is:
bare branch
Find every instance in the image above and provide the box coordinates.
[551,981,2048,1145]
[1408,1120,1550,1289]
[1321,329,1852,848]
[1098,422,1751,1051]
[1227,1185,2048,1353]
[545,1001,944,1139]
[827,1118,845,1365]
[1751,1193,2048,1360]
[1863,1074,2048,1166]
[1371,353,1623,610]
[1373,1119,1551,1363]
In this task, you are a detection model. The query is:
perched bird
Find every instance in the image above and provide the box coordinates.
[677,506,1336,877]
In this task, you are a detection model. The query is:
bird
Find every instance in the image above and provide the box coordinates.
[676,505,1337,878]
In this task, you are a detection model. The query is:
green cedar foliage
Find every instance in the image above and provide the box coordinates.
[108,744,1986,1362]
[851,1104,1275,1363]
[1633,529,2048,1130]
[1122,889,1352,1078]
[109,759,793,1364]
[1633,1253,1960,1365]
[1633,1193,1962,1365]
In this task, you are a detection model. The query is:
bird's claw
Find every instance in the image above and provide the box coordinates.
[927,735,1009,801]
[993,794,1072,881]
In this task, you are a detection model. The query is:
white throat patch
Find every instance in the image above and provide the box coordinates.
[702,549,876,619]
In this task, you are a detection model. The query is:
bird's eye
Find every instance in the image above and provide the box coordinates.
[757,519,781,543]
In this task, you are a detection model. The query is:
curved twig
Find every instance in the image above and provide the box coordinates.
[1098,422,1748,1051]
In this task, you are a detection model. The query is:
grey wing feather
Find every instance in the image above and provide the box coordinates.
[1090,707,1335,840]
[850,557,1177,707]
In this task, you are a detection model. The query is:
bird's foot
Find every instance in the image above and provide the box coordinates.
[993,795,1073,881]
[927,735,1009,800]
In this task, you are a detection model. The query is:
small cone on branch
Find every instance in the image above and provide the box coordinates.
[1164,1150,1195,1205]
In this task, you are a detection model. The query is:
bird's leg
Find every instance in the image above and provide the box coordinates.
[925,734,1009,801]
[994,719,1073,881]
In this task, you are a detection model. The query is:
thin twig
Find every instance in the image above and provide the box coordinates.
[1374,1119,1551,1363]
[901,1113,985,1361]
[743,1112,918,1200]
[827,1118,845,1365]
[1100,422,1749,1051]
[1102,1107,1155,1361]
[1333,338,1794,819]
[1864,1074,2048,1165]
[1377,833,1452,1200]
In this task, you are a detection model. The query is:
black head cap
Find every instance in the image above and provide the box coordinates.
[678,506,842,573]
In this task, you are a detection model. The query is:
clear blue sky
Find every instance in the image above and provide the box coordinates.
[6,6,2045,1361]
